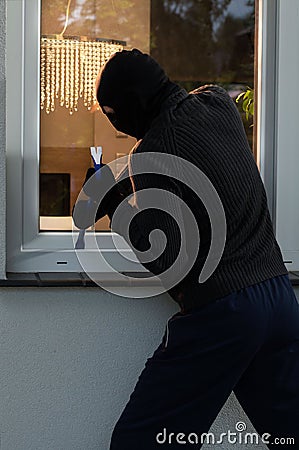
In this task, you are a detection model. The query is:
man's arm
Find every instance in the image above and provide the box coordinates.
[72,140,190,283]
[110,146,189,280]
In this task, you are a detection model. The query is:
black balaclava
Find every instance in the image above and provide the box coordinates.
[96,48,180,140]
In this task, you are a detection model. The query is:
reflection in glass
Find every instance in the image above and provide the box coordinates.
[40,0,255,232]
[151,0,255,142]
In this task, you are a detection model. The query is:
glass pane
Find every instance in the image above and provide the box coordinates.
[151,0,255,145]
[40,0,255,232]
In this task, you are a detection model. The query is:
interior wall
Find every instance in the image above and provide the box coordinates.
[40,0,149,230]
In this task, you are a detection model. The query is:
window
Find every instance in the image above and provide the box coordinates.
[7,0,261,274]
[272,0,299,271]
[7,0,146,273]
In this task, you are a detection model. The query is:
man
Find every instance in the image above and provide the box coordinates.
[73,49,299,449]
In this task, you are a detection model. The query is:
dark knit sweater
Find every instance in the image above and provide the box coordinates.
[111,84,288,311]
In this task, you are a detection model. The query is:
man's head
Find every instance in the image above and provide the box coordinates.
[96,48,176,140]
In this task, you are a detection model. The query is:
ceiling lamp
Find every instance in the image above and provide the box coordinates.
[40,0,125,115]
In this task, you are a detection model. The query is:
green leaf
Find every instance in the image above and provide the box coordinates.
[243,90,250,100]
[235,87,254,120]
[243,98,249,112]
[236,92,245,103]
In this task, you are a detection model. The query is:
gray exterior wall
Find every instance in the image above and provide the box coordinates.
[0,285,273,450]
[0,1,296,449]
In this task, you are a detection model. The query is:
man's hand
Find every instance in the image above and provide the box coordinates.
[72,164,125,229]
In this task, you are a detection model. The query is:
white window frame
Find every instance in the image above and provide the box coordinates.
[257,0,299,271]
[257,0,278,219]
[6,0,144,273]
[272,0,299,271]
[7,0,293,273]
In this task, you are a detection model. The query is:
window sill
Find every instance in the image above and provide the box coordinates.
[288,271,299,286]
[0,272,161,287]
[0,272,298,288]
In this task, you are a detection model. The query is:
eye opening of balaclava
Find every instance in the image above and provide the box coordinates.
[96,48,178,140]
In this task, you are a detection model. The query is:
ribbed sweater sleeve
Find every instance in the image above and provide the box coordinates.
[111,134,189,280]
[111,84,288,309]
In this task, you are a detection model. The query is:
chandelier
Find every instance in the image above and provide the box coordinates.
[40,1,125,114]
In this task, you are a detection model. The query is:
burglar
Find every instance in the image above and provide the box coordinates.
[73,49,299,449]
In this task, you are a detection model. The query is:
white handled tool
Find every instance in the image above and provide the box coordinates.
[75,147,103,249]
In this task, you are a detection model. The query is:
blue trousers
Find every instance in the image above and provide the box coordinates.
[110,274,299,449]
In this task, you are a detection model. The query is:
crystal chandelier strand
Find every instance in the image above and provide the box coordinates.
[45,39,51,114]
[40,39,46,110]
[55,40,61,99]
[88,41,94,109]
[60,42,65,107]
[83,41,88,107]
[69,41,75,114]
[87,41,93,110]
[50,40,56,112]
[93,42,100,104]
[65,40,70,109]
[40,36,125,114]
[79,41,84,99]
[74,40,80,112]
